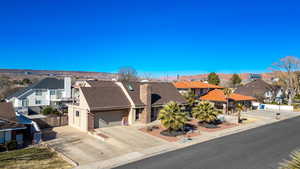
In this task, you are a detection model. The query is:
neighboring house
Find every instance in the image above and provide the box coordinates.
[201,89,256,110]
[173,81,224,97]
[0,102,26,146]
[234,79,283,103]
[6,77,72,109]
[68,80,186,132]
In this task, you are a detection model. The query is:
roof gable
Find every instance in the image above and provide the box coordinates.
[122,82,186,106]
[234,79,275,97]
[81,86,131,111]
[0,102,17,122]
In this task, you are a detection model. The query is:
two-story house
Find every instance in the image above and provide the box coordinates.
[68,80,186,132]
[6,77,72,110]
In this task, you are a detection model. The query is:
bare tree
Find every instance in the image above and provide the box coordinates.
[118,67,138,82]
[140,72,153,81]
[272,56,300,105]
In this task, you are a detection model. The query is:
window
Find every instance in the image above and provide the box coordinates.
[35,90,43,96]
[76,111,80,117]
[50,90,55,95]
[22,99,28,107]
[35,100,41,105]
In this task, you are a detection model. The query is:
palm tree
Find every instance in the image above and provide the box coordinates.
[183,89,197,114]
[279,150,300,169]
[158,101,188,132]
[223,88,232,114]
[192,101,221,124]
[235,103,244,123]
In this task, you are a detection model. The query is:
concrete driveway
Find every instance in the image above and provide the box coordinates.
[43,126,166,165]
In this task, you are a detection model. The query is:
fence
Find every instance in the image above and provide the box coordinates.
[33,115,68,129]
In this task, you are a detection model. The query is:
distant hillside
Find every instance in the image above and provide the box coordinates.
[0,69,117,80]
[179,73,275,81]
[160,72,276,86]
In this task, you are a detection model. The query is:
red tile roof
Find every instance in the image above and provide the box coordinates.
[201,89,256,102]
[173,81,224,89]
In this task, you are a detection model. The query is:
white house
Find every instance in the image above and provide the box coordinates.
[6,77,72,109]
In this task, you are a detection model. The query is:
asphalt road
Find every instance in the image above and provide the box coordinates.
[114,117,300,169]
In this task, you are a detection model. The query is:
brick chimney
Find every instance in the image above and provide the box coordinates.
[140,83,151,124]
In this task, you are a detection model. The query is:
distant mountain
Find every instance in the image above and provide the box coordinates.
[160,72,276,83]
[0,69,117,80]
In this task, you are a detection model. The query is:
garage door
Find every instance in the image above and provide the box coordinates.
[94,111,123,128]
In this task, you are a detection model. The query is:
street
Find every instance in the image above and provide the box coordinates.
[114,116,300,169]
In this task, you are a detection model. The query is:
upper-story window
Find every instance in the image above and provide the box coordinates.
[50,90,56,95]
[35,90,43,96]
[35,100,41,105]
[21,99,28,107]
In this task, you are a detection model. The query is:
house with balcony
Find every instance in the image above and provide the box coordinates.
[5,77,72,112]
[68,80,186,132]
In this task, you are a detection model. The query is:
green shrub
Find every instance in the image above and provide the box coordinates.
[6,140,17,150]
[42,106,60,115]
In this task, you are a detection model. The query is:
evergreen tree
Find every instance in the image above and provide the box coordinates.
[207,72,220,85]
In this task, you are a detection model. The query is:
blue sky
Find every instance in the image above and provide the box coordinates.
[0,0,299,76]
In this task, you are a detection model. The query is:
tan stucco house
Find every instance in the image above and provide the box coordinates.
[68,80,186,132]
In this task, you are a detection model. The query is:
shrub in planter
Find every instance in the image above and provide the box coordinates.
[6,140,17,150]
[158,101,188,135]
[192,101,222,128]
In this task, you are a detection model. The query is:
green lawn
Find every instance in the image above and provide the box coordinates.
[0,147,73,169]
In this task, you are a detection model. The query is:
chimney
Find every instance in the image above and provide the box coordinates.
[64,77,72,98]
[140,83,151,123]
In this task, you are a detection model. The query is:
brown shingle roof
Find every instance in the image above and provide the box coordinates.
[86,80,116,87]
[234,79,276,98]
[122,82,186,106]
[81,87,131,111]
[0,102,25,130]
[0,102,17,122]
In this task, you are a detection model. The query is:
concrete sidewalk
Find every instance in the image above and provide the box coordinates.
[74,111,300,169]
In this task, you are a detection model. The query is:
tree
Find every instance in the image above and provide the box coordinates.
[192,101,221,124]
[22,78,32,84]
[183,89,197,113]
[158,101,188,132]
[223,88,232,114]
[230,74,242,87]
[279,150,300,169]
[235,103,244,123]
[272,56,300,105]
[207,72,220,85]
[118,67,138,83]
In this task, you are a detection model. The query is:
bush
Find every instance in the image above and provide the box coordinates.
[42,106,60,115]
[6,140,17,150]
